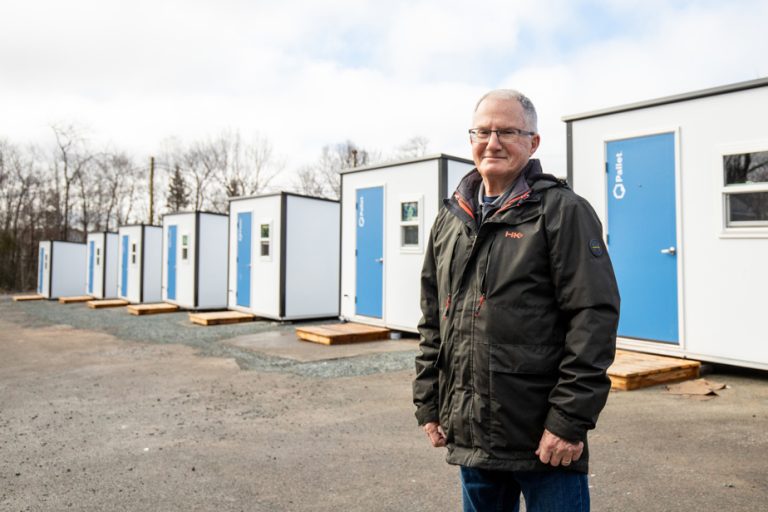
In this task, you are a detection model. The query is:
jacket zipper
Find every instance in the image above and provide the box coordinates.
[473,294,485,317]
[474,233,495,317]
[472,191,537,316]
[442,230,464,320]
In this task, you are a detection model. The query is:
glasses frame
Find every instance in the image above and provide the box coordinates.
[468,128,536,143]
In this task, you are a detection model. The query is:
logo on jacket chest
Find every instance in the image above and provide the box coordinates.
[504,231,525,239]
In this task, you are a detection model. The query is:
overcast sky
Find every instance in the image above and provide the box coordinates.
[1,0,766,183]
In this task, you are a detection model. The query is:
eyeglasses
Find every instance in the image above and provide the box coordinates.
[468,128,536,144]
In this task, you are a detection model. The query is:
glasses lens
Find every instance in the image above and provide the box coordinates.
[497,131,516,143]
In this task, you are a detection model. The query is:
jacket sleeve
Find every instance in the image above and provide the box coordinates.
[413,221,442,426]
[543,194,620,442]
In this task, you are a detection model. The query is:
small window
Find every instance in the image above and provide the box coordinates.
[260,223,271,258]
[399,198,423,251]
[181,234,189,260]
[131,243,137,264]
[96,248,101,266]
[723,150,768,228]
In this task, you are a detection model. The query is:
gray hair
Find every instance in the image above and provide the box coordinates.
[474,89,538,132]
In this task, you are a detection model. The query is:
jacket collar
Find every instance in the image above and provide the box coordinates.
[446,159,564,226]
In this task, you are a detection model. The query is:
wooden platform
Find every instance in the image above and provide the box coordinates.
[87,299,130,309]
[296,323,391,345]
[12,294,45,301]
[608,350,701,390]
[189,311,255,326]
[58,295,93,304]
[127,303,180,316]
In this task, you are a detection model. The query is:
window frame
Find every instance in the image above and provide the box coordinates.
[181,234,190,261]
[259,220,272,261]
[398,195,424,254]
[719,141,768,237]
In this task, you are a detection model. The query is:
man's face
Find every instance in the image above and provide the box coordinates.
[471,97,540,184]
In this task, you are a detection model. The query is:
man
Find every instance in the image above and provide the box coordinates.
[413,89,620,512]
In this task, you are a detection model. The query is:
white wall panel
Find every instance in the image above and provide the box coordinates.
[197,213,228,309]
[50,242,87,298]
[570,86,768,368]
[285,195,340,319]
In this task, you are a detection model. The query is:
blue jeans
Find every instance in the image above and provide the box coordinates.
[460,466,589,512]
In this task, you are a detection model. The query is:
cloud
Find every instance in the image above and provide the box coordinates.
[1,0,766,183]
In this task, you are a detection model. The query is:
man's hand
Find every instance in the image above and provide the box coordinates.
[422,421,446,448]
[535,429,583,467]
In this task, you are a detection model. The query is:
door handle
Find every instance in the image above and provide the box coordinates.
[660,246,676,255]
[375,258,384,263]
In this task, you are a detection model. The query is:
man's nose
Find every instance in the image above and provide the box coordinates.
[486,130,503,149]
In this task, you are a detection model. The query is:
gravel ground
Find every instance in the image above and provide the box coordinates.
[3,298,418,378]
[2,295,767,511]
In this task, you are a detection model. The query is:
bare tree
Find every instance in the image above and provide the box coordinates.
[395,136,430,159]
[294,164,327,198]
[180,137,227,212]
[0,140,45,290]
[0,127,287,290]
[51,124,92,240]
[293,140,379,199]
[91,151,139,230]
[212,130,283,209]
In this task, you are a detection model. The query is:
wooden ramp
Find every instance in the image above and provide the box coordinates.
[296,323,391,345]
[127,303,180,316]
[608,350,701,390]
[87,299,130,309]
[12,294,45,302]
[59,295,93,304]
[189,311,255,326]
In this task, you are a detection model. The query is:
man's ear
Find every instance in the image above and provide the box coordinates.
[529,134,541,156]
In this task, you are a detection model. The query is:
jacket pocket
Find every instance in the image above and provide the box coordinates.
[489,343,562,374]
[482,300,563,345]
[488,344,561,453]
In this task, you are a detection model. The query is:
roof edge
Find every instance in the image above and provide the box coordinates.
[339,153,473,175]
[228,190,339,204]
[562,76,768,122]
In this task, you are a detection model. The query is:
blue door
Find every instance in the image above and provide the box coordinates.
[38,247,45,293]
[355,186,384,318]
[236,212,252,307]
[167,225,177,301]
[607,132,678,343]
[88,240,95,294]
[121,235,129,297]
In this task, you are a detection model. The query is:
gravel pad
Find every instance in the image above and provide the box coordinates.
[2,297,418,378]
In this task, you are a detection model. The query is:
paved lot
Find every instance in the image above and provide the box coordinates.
[1,297,766,511]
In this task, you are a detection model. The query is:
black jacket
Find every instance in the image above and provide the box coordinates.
[413,159,620,473]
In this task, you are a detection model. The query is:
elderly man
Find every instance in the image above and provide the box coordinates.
[413,90,620,511]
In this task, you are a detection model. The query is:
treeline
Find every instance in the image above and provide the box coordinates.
[0,126,429,292]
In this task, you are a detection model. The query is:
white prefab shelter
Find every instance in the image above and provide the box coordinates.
[228,192,340,320]
[564,77,768,370]
[162,211,228,310]
[117,224,163,304]
[85,231,119,299]
[340,154,474,332]
[36,241,87,299]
